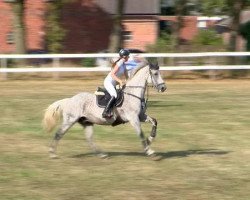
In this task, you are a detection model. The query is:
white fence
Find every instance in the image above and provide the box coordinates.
[1,52,250,79]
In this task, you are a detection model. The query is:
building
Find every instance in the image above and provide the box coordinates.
[0,0,231,54]
[0,1,47,53]
[0,0,160,53]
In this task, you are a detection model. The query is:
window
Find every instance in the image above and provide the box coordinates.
[6,32,14,44]
[122,31,132,41]
[159,20,172,34]
[197,21,207,29]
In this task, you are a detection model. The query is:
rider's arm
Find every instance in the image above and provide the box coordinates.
[111,64,123,86]
[124,69,129,80]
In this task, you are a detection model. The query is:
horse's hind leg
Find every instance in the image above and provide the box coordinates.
[49,117,76,158]
[78,119,108,158]
[84,125,108,158]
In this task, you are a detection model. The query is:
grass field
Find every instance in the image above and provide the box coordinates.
[1,79,250,200]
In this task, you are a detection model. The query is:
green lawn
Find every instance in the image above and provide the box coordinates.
[0,79,250,200]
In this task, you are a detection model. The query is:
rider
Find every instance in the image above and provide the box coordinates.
[102,48,144,118]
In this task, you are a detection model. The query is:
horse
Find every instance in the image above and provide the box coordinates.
[42,62,167,158]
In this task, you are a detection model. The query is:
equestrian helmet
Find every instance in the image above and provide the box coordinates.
[119,49,130,57]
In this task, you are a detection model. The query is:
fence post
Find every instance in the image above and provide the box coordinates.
[52,57,60,80]
[208,57,217,80]
[1,58,8,80]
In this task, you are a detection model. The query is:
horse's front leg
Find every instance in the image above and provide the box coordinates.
[129,116,155,156]
[139,113,157,145]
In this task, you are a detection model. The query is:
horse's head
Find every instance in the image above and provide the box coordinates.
[147,62,167,92]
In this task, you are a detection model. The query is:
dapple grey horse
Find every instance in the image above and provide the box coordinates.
[43,62,166,158]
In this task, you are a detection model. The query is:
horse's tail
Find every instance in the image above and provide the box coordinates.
[42,99,67,133]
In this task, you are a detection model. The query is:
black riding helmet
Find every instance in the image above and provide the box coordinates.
[119,49,130,57]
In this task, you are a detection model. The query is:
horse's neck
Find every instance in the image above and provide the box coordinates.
[125,66,149,98]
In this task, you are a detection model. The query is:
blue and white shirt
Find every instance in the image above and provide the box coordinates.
[105,56,141,84]
[105,58,126,85]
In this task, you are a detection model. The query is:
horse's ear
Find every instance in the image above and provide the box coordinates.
[155,62,159,70]
[149,62,159,70]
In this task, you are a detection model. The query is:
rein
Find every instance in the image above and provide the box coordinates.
[122,65,165,107]
[123,69,151,104]
[123,85,149,103]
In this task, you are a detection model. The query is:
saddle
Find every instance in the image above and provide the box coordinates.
[95,87,124,108]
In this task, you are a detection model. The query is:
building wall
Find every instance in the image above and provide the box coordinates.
[25,0,47,51]
[61,0,113,53]
[123,17,158,50]
[159,16,198,42]
[0,1,46,53]
[0,0,158,53]
[181,16,198,41]
[0,2,14,53]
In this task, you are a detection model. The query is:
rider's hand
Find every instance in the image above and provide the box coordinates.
[118,80,124,87]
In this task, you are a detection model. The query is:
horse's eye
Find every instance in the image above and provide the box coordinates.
[154,72,158,76]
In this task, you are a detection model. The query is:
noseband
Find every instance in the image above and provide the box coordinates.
[149,68,165,90]
[123,65,164,101]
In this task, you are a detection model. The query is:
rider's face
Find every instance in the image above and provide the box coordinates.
[124,55,129,61]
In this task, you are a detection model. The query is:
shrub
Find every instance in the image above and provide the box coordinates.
[81,58,95,67]
[192,28,224,46]
[146,32,173,53]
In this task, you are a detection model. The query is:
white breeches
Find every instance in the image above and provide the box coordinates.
[104,77,117,98]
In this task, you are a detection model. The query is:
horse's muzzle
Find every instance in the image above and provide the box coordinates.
[157,83,167,92]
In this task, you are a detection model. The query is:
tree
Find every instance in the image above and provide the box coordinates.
[8,0,26,54]
[45,1,66,53]
[199,0,247,53]
[227,0,244,52]
[172,0,186,52]
[108,0,125,53]
[200,0,229,16]
[239,20,250,51]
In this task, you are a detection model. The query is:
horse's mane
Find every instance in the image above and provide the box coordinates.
[129,60,149,79]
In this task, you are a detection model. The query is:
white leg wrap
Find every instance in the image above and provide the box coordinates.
[146,148,155,156]
[148,136,154,143]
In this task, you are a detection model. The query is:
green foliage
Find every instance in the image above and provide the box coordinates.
[146,32,173,53]
[81,58,96,67]
[245,0,250,7]
[192,29,223,46]
[200,0,229,15]
[46,1,66,53]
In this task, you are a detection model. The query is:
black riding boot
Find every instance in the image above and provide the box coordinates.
[102,96,116,118]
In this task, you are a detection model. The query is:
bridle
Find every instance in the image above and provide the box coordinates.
[123,66,162,103]
[148,67,165,91]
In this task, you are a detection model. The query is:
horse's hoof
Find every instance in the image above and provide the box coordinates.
[145,148,155,156]
[150,154,163,161]
[98,153,109,159]
[50,154,59,159]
